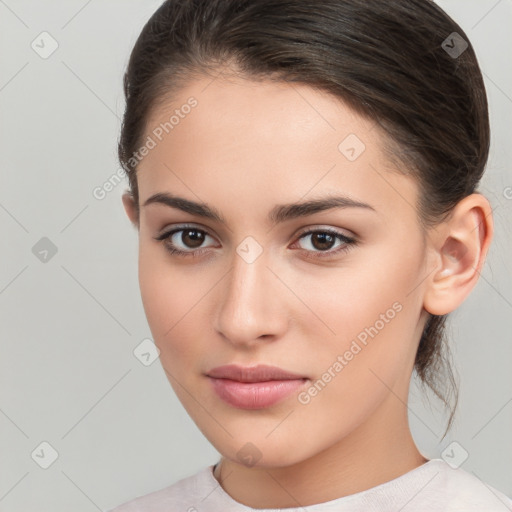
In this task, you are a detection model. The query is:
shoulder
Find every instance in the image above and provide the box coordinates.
[106,465,217,512]
[418,459,512,511]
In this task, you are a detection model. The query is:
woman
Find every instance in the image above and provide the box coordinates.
[110,0,511,509]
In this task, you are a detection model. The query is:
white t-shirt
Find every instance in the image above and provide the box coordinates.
[108,458,512,511]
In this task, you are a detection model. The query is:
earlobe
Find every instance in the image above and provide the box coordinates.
[423,194,493,316]
[122,191,140,229]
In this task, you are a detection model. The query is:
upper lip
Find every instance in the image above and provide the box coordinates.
[207,364,307,382]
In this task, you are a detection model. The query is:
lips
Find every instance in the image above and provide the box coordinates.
[206,364,309,409]
[206,364,307,382]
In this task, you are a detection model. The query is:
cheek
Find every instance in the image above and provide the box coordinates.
[294,251,420,344]
[137,244,215,367]
[299,241,424,382]
[295,294,417,440]
[138,246,184,341]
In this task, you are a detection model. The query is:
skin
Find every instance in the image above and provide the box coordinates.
[122,70,493,508]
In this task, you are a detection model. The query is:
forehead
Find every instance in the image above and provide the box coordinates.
[146,73,375,153]
[137,74,418,222]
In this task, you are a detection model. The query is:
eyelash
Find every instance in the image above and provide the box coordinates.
[154,225,357,260]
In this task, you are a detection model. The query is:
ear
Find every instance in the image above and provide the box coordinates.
[122,191,140,229]
[423,193,493,316]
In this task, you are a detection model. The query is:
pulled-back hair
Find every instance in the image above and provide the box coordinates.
[118,0,490,439]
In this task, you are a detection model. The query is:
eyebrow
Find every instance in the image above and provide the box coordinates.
[142,192,375,225]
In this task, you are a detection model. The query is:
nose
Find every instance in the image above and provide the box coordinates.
[213,247,288,348]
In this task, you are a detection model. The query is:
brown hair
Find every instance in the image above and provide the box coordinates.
[118,0,490,439]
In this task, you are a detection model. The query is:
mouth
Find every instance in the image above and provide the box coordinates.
[206,363,308,382]
[206,364,309,409]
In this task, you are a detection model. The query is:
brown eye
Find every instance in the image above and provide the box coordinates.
[294,228,357,260]
[180,229,205,249]
[154,226,216,257]
[309,232,337,251]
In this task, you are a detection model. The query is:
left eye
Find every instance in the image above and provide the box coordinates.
[295,229,352,252]
[290,228,357,259]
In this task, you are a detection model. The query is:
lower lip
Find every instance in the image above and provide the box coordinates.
[208,377,308,409]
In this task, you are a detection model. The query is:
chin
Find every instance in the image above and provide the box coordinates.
[209,432,311,470]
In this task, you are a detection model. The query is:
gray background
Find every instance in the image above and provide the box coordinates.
[0,1,511,511]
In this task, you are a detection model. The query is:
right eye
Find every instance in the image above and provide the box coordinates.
[154,225,218,258]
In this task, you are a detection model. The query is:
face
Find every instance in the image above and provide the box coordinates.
[124,72,432,468]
